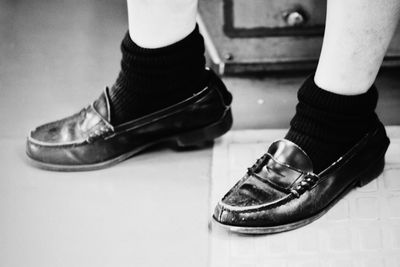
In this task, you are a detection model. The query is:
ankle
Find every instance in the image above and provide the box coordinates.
[109,26,207,125]
[314,67,375,95]
[285,75,379,172]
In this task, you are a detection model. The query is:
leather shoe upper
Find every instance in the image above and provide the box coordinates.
[30,88,113,145]
[214,123,390,228]
[27,69,232,167]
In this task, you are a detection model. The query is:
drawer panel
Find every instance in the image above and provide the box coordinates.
[199,0,400,74]
[225,0,326,37]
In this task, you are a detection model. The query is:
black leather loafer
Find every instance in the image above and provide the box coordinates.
[213,122,390,234]
[26,69,233,171]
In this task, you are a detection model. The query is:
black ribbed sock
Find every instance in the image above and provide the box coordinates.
[109,26,207,125]
[285,75,379,173]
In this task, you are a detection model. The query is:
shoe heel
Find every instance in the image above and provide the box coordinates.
[174,109,233,148]
[356,156,385,187]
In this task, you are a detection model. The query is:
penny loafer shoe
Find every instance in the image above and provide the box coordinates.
[26,69,233,171]
[213,122,390,234]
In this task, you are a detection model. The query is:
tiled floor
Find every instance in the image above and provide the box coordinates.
[209,128,400,267]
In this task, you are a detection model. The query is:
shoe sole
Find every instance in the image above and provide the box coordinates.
[27,109,233,172]
[211,146,388,235]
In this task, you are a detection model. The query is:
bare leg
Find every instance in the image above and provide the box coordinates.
[315,0,400,95]
[127,0,198,48]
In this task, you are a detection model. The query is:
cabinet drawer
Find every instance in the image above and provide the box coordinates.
[199,0,400,74]
[225,0,326,37]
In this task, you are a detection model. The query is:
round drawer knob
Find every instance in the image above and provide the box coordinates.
[284,10,306,26]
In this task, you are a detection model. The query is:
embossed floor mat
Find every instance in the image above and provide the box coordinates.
[210,127,400,267]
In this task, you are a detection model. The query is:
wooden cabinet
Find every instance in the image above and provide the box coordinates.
[198,0,400,74]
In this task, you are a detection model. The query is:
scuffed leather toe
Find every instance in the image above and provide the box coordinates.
[213,124,390,233]
[29,112,85,144]
[26,89,115,167]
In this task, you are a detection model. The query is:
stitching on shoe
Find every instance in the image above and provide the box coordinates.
[218,194,294,213]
